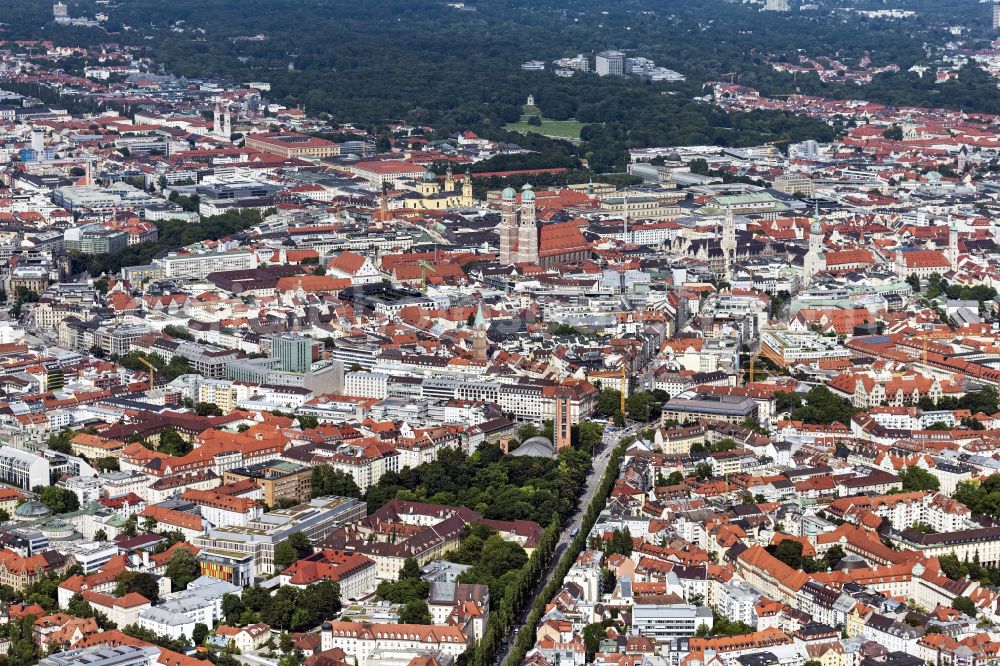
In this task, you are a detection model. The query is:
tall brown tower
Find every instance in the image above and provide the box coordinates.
[472,302,488,362]
[553,388,572,450]
[499,187,518,264]
[515,183,538,265]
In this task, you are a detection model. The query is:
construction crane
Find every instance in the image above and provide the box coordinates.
[419,260,436,293]
[137,356,157,389]
[742,350,760,386]
[918,332,939,365]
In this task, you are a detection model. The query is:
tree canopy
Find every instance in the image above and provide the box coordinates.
[775,386,859,425]
[364,443,591,525]
[164,548,200,591]
[899,466,940,493]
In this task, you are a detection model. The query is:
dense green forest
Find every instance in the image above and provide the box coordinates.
[10,0,999,169]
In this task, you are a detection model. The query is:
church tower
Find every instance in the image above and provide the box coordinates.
[445,166,455,193]
[419,170,439,196]
[721,208,737,278]
[472,302,488,362]
[222,106,232,139]
[499,186,518,265]
[947,217,959,270]
[516,183,539,265]
[462,169,473,207]
[213,102,223,137]
[803,203,825,285]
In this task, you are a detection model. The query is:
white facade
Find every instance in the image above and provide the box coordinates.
[138,576,239,640]
[0,446,50,490]
[159,251,258,279]
[320,623,468,666]
[717,582,760,627]
[344,371,389,399]
[196,502,262,528]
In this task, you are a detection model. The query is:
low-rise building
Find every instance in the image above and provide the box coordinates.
[221,460,312,506]
[319,620,468,666]
[137,576,240,641]
[279,549,377,601]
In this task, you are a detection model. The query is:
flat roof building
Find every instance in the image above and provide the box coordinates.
[40,645,160,666]
[245,132,341,159]
[0,446,50,491]
[222,460,313,506]
[661,393,758,425]
[596,50,625,77]
[192,496,365,577]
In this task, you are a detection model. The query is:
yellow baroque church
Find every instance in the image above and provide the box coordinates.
[396,166,474,209]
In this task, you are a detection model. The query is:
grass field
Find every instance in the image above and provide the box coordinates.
[504,114,585,140]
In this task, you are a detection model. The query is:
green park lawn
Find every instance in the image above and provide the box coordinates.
[504,114,585,140]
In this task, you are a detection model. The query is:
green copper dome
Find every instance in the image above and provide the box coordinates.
[15,501,51,519]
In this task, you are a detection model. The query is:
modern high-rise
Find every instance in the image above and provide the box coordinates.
[764,0,790,11]
[595,50,625,77]
[270,333,315,373]
[993,1,1000,30]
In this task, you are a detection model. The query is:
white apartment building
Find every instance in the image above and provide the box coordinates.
[184,490,263,528]
[286,442,400,492]
[716,581,760,628]
[595,50,625,77]
[81,590,153,628]
[833,492,971,535]
[632,603,714,640]
[138,576,240,641]
[158,250,258,278]
[320,622,468,666]
[60,476,103,505]
[344,371,390,399]
[0,446,50,490]
[564,551,603,603]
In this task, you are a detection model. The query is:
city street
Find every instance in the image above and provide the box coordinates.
[495,424,638,665]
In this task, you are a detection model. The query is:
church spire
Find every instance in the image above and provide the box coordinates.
[947,215,959,270]
[721,208,736,280]
[472,302,488,361]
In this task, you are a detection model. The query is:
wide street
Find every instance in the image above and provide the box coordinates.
[496,423,639,666]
